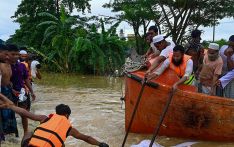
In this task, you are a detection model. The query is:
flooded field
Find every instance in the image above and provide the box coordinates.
[1,73,234,147]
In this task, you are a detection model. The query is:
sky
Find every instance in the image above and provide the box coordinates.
[0,0,234,41]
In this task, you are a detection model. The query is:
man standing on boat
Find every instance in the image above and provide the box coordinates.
[217,35,234,98]
[199,43,223,95]
[146,35,175,75]
[147,45,194,90]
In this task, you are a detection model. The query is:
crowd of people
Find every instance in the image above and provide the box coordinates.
[0,44,109,147]
[144,26,234,98]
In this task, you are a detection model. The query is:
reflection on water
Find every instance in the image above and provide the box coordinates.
[1,73,234,147]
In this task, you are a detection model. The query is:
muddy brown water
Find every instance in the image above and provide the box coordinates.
[1,75,234,147]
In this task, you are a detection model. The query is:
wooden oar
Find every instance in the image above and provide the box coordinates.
[149,89,175,147]
[121,80,146,147]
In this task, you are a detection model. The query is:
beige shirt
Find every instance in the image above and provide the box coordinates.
[199,53,223,86]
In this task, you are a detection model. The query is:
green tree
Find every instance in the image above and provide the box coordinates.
[37,5,78,72]
[9,0,91,48]
[107,0,234,44]
[104,0,158,54]
[72,20,127,75]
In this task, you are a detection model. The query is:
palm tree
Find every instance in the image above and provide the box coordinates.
[37,5,78,72]
[72,19,126,75]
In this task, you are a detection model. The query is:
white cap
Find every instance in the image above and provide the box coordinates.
[19,50,28,55]
[153,35,165,44]
[208,43,219,50]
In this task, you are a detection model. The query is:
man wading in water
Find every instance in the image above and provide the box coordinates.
[0,96,109,147]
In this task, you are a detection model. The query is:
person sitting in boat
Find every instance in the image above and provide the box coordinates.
[145,26,160,59]
[146,34,175,74]
[199,43,223,95]
[217,35,234,98]
[146,45,194,90]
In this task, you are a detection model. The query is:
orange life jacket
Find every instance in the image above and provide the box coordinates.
[21,61,32,81]
[169,53,191,78]
[29,114,72,147]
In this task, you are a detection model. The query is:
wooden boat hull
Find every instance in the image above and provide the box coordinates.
[125,69,234,141]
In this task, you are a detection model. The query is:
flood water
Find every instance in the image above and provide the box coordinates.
[1,73,234,147]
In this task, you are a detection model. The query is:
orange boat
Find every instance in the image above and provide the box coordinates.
[125,69,234,141]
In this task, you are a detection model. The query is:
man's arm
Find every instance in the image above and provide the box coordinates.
[211,74,219,95]
[173,59,193,90]
[36,70,42,79]
[218,69,234,88]
[147,56,166,74]
[0,93,46,122]
[9,105,47,122]
[147,58,169,81]
[25,79,36,100]
[145,47,153,57]
[69,128,108,147]
[0,93,13,108]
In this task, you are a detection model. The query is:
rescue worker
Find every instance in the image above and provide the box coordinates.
[21,104,109,147]
[147,45,194,91]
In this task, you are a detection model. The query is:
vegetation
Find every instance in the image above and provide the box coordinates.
[9,0,127,74]
[105,0,234,51]
[7,0,234,74]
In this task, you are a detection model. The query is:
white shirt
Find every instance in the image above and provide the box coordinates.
[219,69,234,88]
[31,60,40,78]
[150,42,160,55]
[219,45,234,73]
[159,40,175,58]
[154,58,193,78]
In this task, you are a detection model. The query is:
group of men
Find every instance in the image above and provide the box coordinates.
[0,44,109,147]
[144,26,234,98]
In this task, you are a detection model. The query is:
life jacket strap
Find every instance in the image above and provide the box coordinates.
[31,135,55,147]
[34,127,64,146]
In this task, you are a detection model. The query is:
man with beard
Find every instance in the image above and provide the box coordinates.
[199,43,223,95]
[147,45,194,91]
[0,44,19,141]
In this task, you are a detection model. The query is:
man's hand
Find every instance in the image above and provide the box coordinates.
[215,80,222,88]
[99,142,109,147]
[145,69,152,76]
[172,83,178,92]
[146,73,158,82]
[12,89,20,97]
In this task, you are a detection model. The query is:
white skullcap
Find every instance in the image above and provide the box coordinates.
[208,43,219,50]
[153,35,165,44]
[19,50,28,55]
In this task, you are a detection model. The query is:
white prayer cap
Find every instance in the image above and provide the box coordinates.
[19,50,28,55]
[208,43,219,50]
[153,35,165,44]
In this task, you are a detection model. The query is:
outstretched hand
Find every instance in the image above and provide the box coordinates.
[99,142,109,147]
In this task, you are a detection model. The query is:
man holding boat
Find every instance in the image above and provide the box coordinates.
[146,45,194,90]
